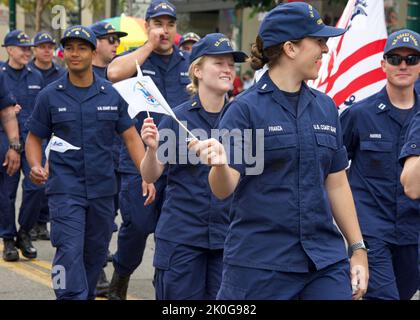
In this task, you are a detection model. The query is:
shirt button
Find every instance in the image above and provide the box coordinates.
[58,85,63,88]
[411,144,417,149]
[101,86,105,90]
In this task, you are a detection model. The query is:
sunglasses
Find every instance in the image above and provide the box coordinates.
[99,35,120,45]
[384,54,420,66]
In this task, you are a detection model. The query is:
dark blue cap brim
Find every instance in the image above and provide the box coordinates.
[60,37,96,49]
[2,43,33,47]
[196,51,248,63]
[308,25,346,39]
[147,12,176,20]
[35,40,56,46]
[97,31,128,38]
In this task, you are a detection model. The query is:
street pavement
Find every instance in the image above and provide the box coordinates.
[0,181,155,300]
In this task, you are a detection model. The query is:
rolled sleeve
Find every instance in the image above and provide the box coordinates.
[400,112,420,165]
[399,141,420,165]
[0,73,15,110]
[330,146,349,173]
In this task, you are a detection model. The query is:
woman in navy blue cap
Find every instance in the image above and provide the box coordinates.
[140,33,247,300]
[190,2,369,300]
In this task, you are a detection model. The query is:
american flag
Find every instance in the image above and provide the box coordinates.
[309,0,388,111]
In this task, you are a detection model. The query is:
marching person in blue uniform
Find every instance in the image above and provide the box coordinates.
[178,32,200,53]
[140,33,247,299]
[90,21,128,79]
[0,72,21,261]
[29,32,65,86]
[190,2,369,300]
[28,31,65,241]
[106,0,191,299]
[90,20,129,296]
[341,29,420,300]
[0,30,44,261]
[24,26,146,300]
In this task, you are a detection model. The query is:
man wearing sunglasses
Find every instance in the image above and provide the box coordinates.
[90,21,128,79]
[340,29,420,300]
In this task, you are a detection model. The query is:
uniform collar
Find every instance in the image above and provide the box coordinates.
[2,62,31,79]
[188,93,225,128]
[29,59,61,73]
[187,94,201,110]
[375,85,420,126]
[150,45,188,72]
[55,71,108,101]
[375,86,392,114]
[257,72,316,118]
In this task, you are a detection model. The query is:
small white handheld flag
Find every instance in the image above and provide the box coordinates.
[45,135,81,160]
[113,76,176,119]
[113,61,197,140]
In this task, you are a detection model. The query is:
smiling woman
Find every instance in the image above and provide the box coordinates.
[191,2,369,300]
[139,32,247,300]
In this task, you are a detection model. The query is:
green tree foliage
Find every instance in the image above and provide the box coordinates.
[0,0,105,31]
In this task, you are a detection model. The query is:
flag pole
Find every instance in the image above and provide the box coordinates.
[135,60,151,118]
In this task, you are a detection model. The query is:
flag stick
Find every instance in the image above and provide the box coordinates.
[135,60,151,118]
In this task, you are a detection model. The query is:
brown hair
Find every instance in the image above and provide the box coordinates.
[250,36,300,70]
[186,56,206,95]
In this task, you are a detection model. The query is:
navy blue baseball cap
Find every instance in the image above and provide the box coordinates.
[179,32,200,46]
[190,33,248,63]
[145,0,176,20]
[33,31,56,46]
[2,30,33,47]
[89,21,128,39]
[60,25,97,49]
[259,2,346,49]
[383,29,420,55]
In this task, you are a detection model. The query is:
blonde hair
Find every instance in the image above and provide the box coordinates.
[186,56,206,95]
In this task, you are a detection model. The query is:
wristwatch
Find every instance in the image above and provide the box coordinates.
[9,143,22,154]
[350,240,369,253]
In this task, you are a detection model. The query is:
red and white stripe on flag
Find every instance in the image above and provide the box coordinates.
[308,0,388,111]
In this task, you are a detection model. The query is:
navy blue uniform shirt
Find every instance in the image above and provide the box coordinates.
[400,110,420,162]
[155,95,231,249]
[0,71,16,110]
[117,45,190,174]
[1,63,44,138]
[26,73,135,199]
[218,72,349,272]
[28,60,66,86]
[341,87,420,245]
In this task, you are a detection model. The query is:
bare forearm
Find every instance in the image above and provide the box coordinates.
[140,147,164,183]
[107,43,154,82]
[25,133,43,168]
[326,171,363,245]
[209,165,240,200]
[0,107,19,144]
[401,156,420,199]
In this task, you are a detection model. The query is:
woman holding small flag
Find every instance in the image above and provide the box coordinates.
[189,2,368,300]
[140,33,247,299]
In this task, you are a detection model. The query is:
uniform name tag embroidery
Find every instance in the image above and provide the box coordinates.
[28,85,41,90]
[369,133,382,139]
[143,70,156,75]
[313,124,337,134]
[97,106,118,111]
[268,125,283,132]
[180,72,188,77]
[58,107,67,112]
